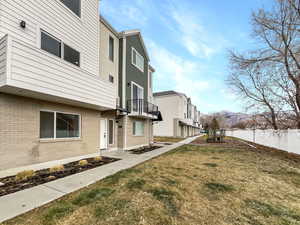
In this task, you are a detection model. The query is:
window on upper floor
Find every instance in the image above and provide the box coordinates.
[41,31,61,58]
[149,71,152,88]
[64,44,80,66]
[132,48,144,72]
[109,36,114,62]
[109,75,114,83]
[60,0,81,17]
[41,30,80,67]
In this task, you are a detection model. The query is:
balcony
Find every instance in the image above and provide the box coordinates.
[127,99,159,119]
[0,34,117,111]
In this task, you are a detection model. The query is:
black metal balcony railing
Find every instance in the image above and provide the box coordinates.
[127,99,159,116]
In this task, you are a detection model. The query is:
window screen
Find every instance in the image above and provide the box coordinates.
[60,0,81,17]
[56,113,80,138]
[109,75,114,83]
[64,44,80,66]
[40,111,55,139]
[109,36,114,61]
[133,121,144,136]
[41,31,61,57]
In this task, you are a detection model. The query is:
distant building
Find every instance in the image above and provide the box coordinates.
[153,91,201,137]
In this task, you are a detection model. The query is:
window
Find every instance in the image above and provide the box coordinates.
[40,111,55,139]
[132,83,144,112]
[133,121,144,136]
[40,30,80,67]
[64,44,80,66]
[60,0,81,17]
[109,75,114,83]
[109,36,114,61]
[108,120,114,145]
[40,111,80,139]
[41,31,61,57]
[56,113,80,138]
[132,48,144,72]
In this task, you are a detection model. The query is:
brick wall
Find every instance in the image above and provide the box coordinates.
[0,94,101,170]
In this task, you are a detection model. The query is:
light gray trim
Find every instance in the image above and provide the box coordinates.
[122,38,126,109]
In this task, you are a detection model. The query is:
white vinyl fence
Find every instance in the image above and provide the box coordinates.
[227,129,300,155]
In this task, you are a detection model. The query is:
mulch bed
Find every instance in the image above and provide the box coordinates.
[129,146,162,154]
[0,156,119,197]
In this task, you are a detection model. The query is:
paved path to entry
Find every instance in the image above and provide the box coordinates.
[0,136,200,223]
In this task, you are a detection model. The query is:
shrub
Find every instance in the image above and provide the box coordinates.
[78,160,88,166]
[93,156,103,161]
[15,170,35,181]
[49,165,65,173]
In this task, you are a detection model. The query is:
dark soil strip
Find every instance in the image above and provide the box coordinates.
[0,157,120,197]
[129,146,162,155]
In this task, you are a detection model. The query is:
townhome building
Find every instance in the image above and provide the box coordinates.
[99,17,161,151]
[0,0,116,170]
[153,91,201,138]
[116,30,161,150]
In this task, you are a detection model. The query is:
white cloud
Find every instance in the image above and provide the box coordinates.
[148,41,210,108]
[163,0,229,59]
[101,0,148,27]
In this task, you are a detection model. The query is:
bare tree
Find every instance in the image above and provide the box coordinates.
[227,62,281,130]
[229,0,300,128]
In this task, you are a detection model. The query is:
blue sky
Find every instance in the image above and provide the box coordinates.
[100,0,274,113]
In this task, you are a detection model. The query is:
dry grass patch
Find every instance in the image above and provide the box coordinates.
[2,138,300,225]
[154,136,185,143]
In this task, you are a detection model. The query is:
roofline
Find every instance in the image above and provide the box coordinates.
[119,30,150,61]
[153,91,188,99]
[149,65,155,72]
[100,16,120,38]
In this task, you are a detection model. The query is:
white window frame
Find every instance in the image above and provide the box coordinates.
[131,81,144,113]
[109,36,114,62]
[108,119,114,145]
[131,81,144,100]
[40,29,62,58]
[133,120,145,136]
[40,110,81,140]
[131,47,144,73]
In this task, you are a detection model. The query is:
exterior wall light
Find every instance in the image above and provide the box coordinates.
[20,20,26,29]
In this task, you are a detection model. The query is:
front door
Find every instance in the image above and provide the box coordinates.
[100,119,108,150]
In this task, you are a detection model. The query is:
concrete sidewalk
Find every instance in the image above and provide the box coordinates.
[0,136,200,223]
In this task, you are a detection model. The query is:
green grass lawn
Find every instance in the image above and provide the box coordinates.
[2,138,300,225]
